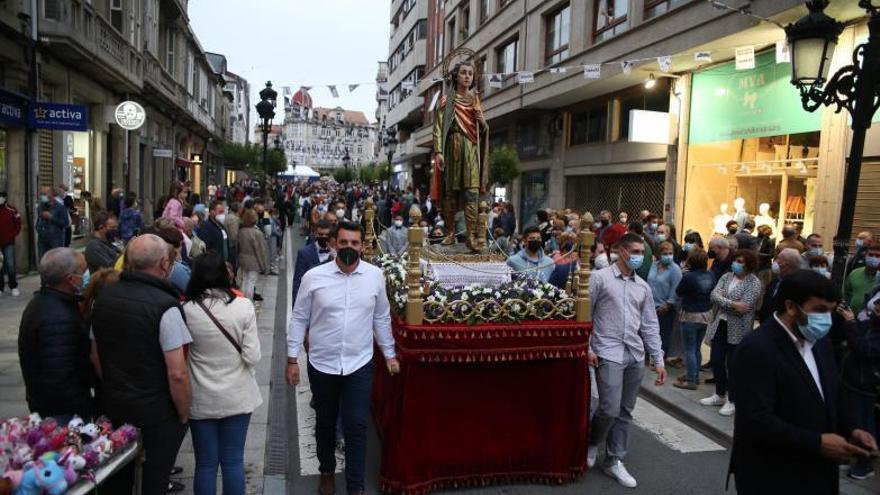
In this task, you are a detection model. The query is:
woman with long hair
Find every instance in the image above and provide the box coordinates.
[162,182,188,229]
[183,252,262,495]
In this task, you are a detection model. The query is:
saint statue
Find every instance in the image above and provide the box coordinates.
[431,58,489,250]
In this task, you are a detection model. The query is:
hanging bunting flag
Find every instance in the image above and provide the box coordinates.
[695,51,712,63]
[775,40,790,64]
[549,67,567,74]
[328,85,339,97]
[429,90,441,111]
[301,86,313,92]
[621,61,633,75]
[517,71,535,84]
[282,86,292,96]
[488,74,503,89]
[658,56,672,73]
[735,45,755,70]
[348,84,359,92]
[583,64,601,80]
[401,80,415,90]
[284,96,290,108]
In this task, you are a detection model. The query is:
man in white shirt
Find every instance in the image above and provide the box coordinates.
[287,221,399,495]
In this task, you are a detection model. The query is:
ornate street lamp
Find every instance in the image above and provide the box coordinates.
[384,126,398,167]
[786,0,880,285]
[343,148,351,170]
[256,81,277,170]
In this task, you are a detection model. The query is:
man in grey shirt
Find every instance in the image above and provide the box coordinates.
[84,211,120,273]
[587,233,666,488]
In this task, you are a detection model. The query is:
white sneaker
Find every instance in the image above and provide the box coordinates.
[719,401,736,416]
[603,460,637,488]
[587,445,599,468]
[700,394,726,407]
[11,288,20,297]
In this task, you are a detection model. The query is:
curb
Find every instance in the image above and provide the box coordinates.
[638,383,733,449]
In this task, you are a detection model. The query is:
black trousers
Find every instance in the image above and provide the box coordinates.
[103,416,188,495]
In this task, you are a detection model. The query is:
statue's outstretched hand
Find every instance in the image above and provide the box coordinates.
[435,153,445,171]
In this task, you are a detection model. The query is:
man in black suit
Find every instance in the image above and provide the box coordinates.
[730,270,877,495]
[757,248,802,324]
[293,220,333,302]
[199,201,230,262]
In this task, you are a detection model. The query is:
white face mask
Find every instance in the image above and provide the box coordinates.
[336,209,346,219]
[0,197,6,205]
[215,213,226,224]
[394,220,403,228]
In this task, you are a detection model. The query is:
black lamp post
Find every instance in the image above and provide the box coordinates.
[384,126,398,167]
[786,0,880,285]
[343,148,351,170]
[256,81,277,171]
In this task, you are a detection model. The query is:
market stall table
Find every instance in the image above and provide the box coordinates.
[373,318,592,495]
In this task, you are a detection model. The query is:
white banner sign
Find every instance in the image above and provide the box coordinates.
[583,64,601,80]
[517,71,534,84]
[775,40,791,64]
[153,148,173,158]
[735,46,756,70]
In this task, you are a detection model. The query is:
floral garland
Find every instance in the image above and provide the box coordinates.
[377,254,575,324]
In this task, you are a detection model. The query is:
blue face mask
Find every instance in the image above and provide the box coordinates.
[866,256,880,269]
[683,242,693,252]
[626,254,644,270]
[660,254,674,265]
[812,267,830,279]
[655,234,667,243]
[809,247,823,257]
[82,269,90,289]
[797,306,833,343]
[731,261,744,274]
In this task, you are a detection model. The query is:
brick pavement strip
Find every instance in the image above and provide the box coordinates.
[0,260,284,494]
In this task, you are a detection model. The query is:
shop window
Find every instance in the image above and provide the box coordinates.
[164,25,176,76]
[110,0,124,32]
[570,106,608,145]
[461,6,471,39]
[417,19,428,40]
[645,0,690,20]
[479,0,489,24]
[617,87,668,141]
[566,172,665,217]
[594,0,628,43]
[545,4,570,65]
[496,37,519,88]
[44,0,62,20]
[447,18,457,53]
[515,118,550,159]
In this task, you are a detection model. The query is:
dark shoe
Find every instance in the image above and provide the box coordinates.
[673,381,698,390]
[254,293,264,302]
[167,481,185,493]
[318,473,336,495]
[169,466,183,475]
[705,377,716,384]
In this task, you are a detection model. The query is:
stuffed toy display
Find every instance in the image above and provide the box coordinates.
[0,414,138,494]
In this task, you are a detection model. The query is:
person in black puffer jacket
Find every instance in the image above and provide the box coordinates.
[18,247,93,422]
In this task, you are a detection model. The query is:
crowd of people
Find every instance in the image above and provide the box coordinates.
[10,173,880,493]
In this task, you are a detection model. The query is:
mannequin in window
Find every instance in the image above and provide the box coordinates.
[733,197,750,228]
[713,203,734,235]
[753,203,777,239]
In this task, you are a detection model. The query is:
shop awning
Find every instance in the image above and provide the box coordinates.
[291,165,320,177]
[176,157,193,168]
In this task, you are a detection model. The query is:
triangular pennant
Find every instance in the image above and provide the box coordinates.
[658,56,672,73]
[348,84,359,92]
[517,71,534,84]
[328,85,339,98]
[401,80,415,90]
[583,64,601,79]
[549,67,567,74]
[621,61,633,75]
[694,51,712,63]
[488,73,503,89]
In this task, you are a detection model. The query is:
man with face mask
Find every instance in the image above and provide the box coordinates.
[775,223,805,255]
[36,186,70,260]
[730,270,877,494]
[84,211,121,273]
[200,201,231,263]
[287,221,399,495]
[506,226,555,283]
[379,213,409,257]
[91,234,193,495]
[293,220,334,301]
[18,247,92,422]
[845,244,880,314]
[587,233,666,488]
[0,191,22,296]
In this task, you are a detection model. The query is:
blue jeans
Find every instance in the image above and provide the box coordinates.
[680,322,707,385]
[0,244,16,290]
[190,414,252,495]
[710,321,737,401]
[308,360,374,493]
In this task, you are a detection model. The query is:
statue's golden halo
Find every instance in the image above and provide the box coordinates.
[441,47,480,88]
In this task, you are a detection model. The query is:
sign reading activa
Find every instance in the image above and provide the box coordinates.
[0,89,27,127]
[29,102,90,131]
[689,51,822,143]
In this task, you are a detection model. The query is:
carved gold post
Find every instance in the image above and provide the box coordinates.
[364,197,376,262]
[406,205,424,325]
[476,201,488,252]
[576,212,595,323]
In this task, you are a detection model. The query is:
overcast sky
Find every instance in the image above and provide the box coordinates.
[189,0,390,133]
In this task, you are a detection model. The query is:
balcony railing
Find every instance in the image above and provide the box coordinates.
[41,0,143,90]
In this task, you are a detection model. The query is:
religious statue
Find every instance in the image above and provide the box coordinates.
[431,51,489,251]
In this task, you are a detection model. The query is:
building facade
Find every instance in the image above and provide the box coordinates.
[0,0,245,270]
[280,88,376,172]
[398,0,874,248]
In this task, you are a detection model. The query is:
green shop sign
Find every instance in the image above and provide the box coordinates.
[689,51,822,143]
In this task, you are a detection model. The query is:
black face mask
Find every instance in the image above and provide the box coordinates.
[527,239,542,252]
[708,250,717,259]
[106,230,119,242]
[316,236,329,248]
[727,227,738,235]
[336,247,360,265]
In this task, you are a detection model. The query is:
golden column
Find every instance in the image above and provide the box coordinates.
[476,201,489,252]
[406,205,424,325]
[364,197,376,262]
[576,212,595,323]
